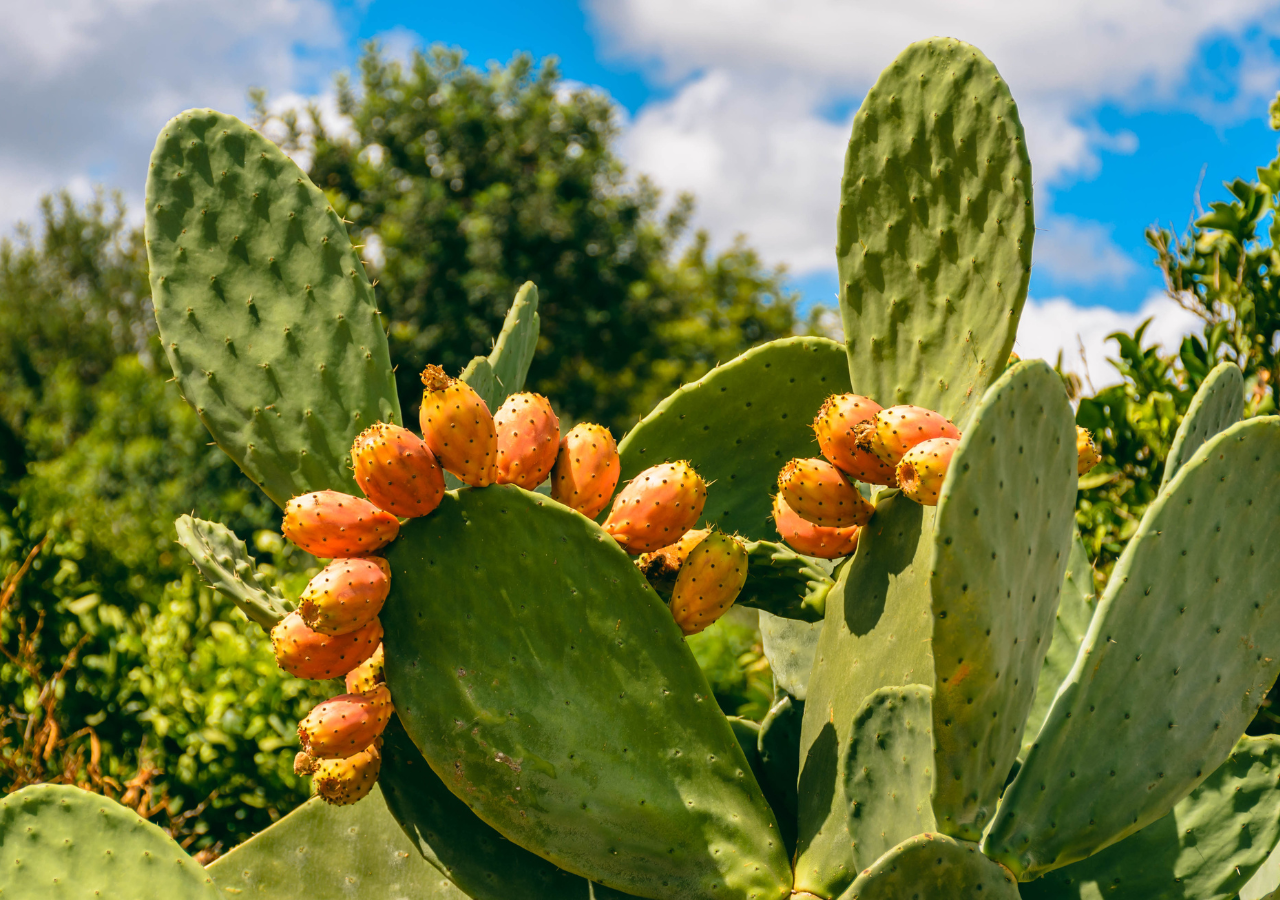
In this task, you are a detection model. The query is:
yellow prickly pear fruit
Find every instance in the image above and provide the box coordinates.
[418,364,498,487]
[1077,426,1101,475]
[812,393,898,486]
[550,422,620,518]
[345,643,385,694]
[494,392,561,489]
[270,611,382,680]
[312,738,382,806]
[283,490,399,558]
[772,495,859,559]
[297,683,393,760]
[669,531,748,636]
[856,405,961,469]
[351,422,444,517]
[777,457,874,528]
[298,558,390,636]
[603,461,707,554]
[896,437,960,507]
[637,528,711,600]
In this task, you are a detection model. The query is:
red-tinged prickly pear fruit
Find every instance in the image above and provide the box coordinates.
[637,528,711,600]
[856,405,960,469]
[669,531,748,636]
[603,461,707,554]
[772,495,858,559]
[418,365,498,487]
[298,683,393,760]
[345,643,385,694]
[777,458,875,528]
[1077,426,1101,476]
[351,422,444,517]
[897,437,960,507]
[813,394,898,486]
[313,738,382,806]
[270,611,382,680]
[494,392,561,489]
[298,558,390,636]
[283,491,399,558]
[550,423,620,518]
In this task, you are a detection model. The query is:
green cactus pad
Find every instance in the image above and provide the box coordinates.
[837,38,1033,424]
[1160,361,1244,491]
[740,541,835,622]
[145,109,401,508]
[929,361,1077,840]
[985,417,1280,880]
[836,832,1019,900]
[381,485,791,900]
[617,336,851,540]
[460,281,541,414]
[842,685,937,877]
[0,783,218,899]
[175,514,289,633]
[1021,530,1096,756]
[756,694,803,858]
[795,494,935,899]
[759,611,822,700]
[1020,735,1280,900]
[206,784,467,898]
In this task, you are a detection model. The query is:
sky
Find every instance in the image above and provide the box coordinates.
[5,1,1280,387]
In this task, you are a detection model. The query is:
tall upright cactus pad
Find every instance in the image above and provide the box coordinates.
[460,281,541,414]
[0,784,219,899]
[175,514,289,633]
[928,361,1077,839]
[618,337,850,539]
[1020,736,1280,900]
[146,109,401,508]
[835,832,1019,900]
[206,784,468,898]
[380,486,791,900]
[837,38,1033,424]
[986,417,1280,879]
[1160,361,1243,491]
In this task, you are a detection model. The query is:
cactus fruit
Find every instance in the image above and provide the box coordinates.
[637,528,711,599]
[298,683,394,759]
[857,405,961,468]
[345,643,385,693]
[270,611,382,680]
[603,460,707,554]
[493,392,561,488]
[1076,425,1101,476]
[550,422,621,518]
[772,494,859,559]
[897,437,960,506]
[669,531,749,635]
[283,490,400,558]
[419,364,498,487]
[312,738,384,806]
[813,394,898,486]
[777,457,875,527]
[351,422,445,517]
[298,558,391,636]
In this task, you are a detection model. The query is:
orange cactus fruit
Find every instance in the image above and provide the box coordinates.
[777,457,875,528]
[351,422,444,517]
[1076,426,1101,476]
[669,531,749,636]
[418,365,498,487]
[856,405,960,469]
[344,643,385,694]
[311,738,383,806]
[298,558,391,636]
[603,460,707,554]
[494,392,561,489]
[772,494,859,560]
[270,611,382,680]
[283,490,399,558]
[297,683,393,760]
[896,437,960,507]
[813,393,898,486]
[549,423,621,518]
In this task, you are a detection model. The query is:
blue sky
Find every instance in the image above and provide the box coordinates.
[6,0,1280,382]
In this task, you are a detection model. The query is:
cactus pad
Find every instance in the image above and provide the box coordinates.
[617,336,851,540]
[0,783,218,898]
[146,109,400,508]
[1160,361,1243,491]
[460,281,541,414]
[836,832,1019,900]
[175,514,289,633]
[756,694,804,858]
[380,485,791,900]
[837,38,1033,424]
[759,611,822,699]
[986,417,1280,879]
[740,540,835,622]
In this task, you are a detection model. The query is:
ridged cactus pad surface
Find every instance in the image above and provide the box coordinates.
[986,417,1280,879]
[146,109,400,508]
[1160,361,1243,491]
[175,514,289,633]
[617,336,850,540]
[381,485,791,900]
[836,832,1019,900]
[0,784,218,899]
[837,38,1033,424]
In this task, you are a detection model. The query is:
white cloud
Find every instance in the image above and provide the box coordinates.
[0,0,344,233]
[1033,216,1139,287]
